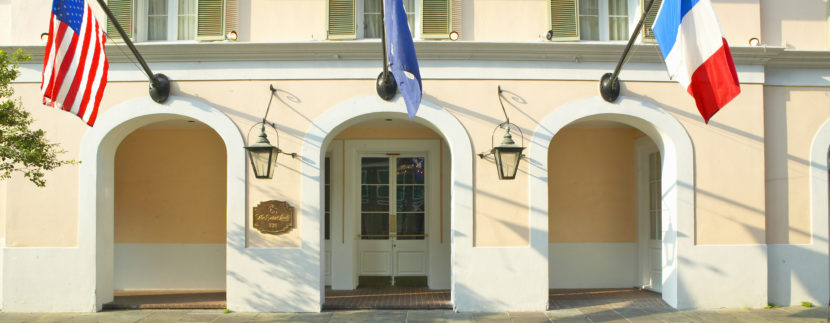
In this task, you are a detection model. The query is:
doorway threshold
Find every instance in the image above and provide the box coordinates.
[103,290,226,310]
[549,288,668,309]
[323,286,451,310]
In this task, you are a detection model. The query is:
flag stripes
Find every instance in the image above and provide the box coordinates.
[652,0,739,123]
[42,0,108,126]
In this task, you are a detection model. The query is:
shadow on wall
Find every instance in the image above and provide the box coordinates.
[227,221,321,310]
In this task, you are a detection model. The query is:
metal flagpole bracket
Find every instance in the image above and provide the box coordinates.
[599,0,658,103]
[600,73,620,102]
[150,73,170,103]
[376,71,397,101]
[376,0,398,101]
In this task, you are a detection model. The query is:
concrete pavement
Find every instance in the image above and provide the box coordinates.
[0,306,828,322]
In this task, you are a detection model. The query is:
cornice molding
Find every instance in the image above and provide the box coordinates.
[3,41,788,66]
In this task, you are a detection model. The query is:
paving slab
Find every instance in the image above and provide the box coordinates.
[210,312,259,323]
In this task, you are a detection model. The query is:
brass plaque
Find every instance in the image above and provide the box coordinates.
[253,200,295,235]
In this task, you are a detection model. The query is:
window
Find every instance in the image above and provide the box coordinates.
[361,0,416,39]
[139,0,196,41]
[105,0,236,42]
[549,0,660,42]
[328,0,454,40]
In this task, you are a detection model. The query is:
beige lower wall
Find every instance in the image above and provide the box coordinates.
[765,86,830,244]
[548,127,642,243]
[114,127,227,244]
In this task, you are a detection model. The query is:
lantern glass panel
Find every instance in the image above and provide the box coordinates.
[248,147,277,178]
[496,149,522,180]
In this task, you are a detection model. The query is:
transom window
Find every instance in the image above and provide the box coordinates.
[139,0,197,41]
[360,0,417,39]
[579,0,630,41]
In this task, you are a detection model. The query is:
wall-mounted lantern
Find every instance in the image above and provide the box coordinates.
[478,86,526,180]
[245,84,297,179]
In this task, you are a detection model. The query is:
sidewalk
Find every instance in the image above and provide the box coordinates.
[0,306,827,323]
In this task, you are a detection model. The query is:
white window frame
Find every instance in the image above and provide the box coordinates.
[135,0,198,42]
[357,0,421,39]
[578,0,641,42]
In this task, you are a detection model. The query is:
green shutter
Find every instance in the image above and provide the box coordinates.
[197,0,226,41]
[105,0,133,42]
[422,0,450,39]
[328,0,356,40]
[642,0,662,42]
[451,0,462,39]
[225,0,238,36]
[549,0,579,41]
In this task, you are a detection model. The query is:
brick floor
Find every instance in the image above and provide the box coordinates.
[323,286,452,310]
[102,288,658,311]
[104,290,227,309]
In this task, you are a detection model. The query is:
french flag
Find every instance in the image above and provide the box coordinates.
[652,0,740,123]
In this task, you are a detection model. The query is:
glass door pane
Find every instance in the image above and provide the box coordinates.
[361,157,390,240]
[395,157,425,240]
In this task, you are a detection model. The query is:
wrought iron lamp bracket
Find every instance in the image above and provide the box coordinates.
[477,86,526,159]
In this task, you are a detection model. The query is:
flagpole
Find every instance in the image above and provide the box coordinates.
[376,0,397,100]
[94,0,170,103]
[599,0,657,103]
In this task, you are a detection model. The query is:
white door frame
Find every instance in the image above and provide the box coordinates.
[345,140,440,285]
[635,136,660,292]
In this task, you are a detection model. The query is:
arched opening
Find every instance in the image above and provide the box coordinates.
[547,120,666,308]
[79,96,246,311]
[529,96,696,310]
[106,119,227,309]
[320,116,452,309]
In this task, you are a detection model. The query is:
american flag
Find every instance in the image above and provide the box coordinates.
[42,0,109,126]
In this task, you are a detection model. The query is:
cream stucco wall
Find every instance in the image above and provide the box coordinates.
[472,0,548,42]
[548,126,642,243]
[3,78,767,248]
[713,0,761,48]
[335,124,442,139]
[760,0,828,50]
[765,86,830,245]
[248,0,327,42]
[114,127,226,244]
[0,0,50,46]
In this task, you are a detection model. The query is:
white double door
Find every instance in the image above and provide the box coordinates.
[358,153,429,280]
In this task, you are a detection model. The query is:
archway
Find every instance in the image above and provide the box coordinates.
[529,96,695,309]
[302,95,474,310]
[78,96,246,310]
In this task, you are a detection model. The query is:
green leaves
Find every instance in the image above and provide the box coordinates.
[0,49,76,187]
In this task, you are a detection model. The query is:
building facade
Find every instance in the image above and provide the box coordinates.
[0,0,828,313]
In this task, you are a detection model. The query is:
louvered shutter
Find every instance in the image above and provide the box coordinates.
[422,0,450,39]
[451,0,462,39]
[225,0,238,36]
[549,0,579,41]
[197,0,225,41]
[328,0,356,40]
[642,0,661,42]
[105,0,134,42]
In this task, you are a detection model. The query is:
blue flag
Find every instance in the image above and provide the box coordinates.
[384,0,422,119]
